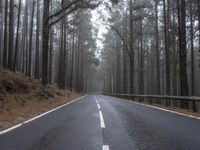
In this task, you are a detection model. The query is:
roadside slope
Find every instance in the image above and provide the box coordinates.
[0,67,81,131]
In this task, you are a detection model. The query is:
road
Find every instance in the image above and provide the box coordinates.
[0,95,200,150]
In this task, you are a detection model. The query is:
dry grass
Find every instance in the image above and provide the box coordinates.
[0,67,81,131]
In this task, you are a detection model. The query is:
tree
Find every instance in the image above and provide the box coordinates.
[129,0,135,94]
[3,0,8,67]
[35,0,40,79]
[177,0,188,96]
[13,0,22,71]
[28,0,36,76]
[155,0,161,95]
[189,0,194,96]
[8,0,14,69]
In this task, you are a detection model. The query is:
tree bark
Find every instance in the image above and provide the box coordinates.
[13,0,22,71]
[28,0,35,76]
[155,0,161,95]
[42,0,50,85]
[3,0,8,67]
[35,0,40,79]
[177,0,189,96]
[190,1,194,96]
[129,0,134,94]
[163,0,171,96]
[8,0,14,69]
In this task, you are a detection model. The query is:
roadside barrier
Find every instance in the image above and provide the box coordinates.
[104,93,200,112]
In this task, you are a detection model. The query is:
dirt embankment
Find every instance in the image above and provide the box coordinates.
[0,67,81,131]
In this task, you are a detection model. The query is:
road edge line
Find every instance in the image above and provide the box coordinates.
[133,101,200,120]
[0,95,86,135]
[103,95,200,120]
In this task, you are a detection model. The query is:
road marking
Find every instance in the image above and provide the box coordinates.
[105,95,200,120]
[133,101,200,120]
[99,110,105,128]
[94,95,101,109]
[94,95,99,104]
[97,103,101,109]
[102,145,110,150]
[0,95,86,135]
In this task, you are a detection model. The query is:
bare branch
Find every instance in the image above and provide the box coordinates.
[109,25,131,58]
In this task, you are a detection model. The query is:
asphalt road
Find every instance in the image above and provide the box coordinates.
[0,95,200,150]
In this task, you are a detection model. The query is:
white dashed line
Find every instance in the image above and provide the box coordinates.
[102,145,110,150]
[99,110,105,128]
[94,96,99,104]
[94,95,101,109]
[97,103,101,109]
[94,96,109,149]
[0,95,86,135]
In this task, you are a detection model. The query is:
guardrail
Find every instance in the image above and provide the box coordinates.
[104,93,200,112]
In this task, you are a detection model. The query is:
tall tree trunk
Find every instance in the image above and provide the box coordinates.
[3,0,8,67]
[163,0,171,96]
[171,4,178,96]
[0,0,3,64]
[35,0,40,79]
[28,0,35,76]
[25,1,29,75]
[42,0,50,85]
[190,1,194,96]
[155,0,161,95]
[8,0,14,70]
[129,0,134,94]
[139,19,144,94]
[13,0,22,71]
[177,0,189,96]
[197,0,200,61]
[49,27,53,84]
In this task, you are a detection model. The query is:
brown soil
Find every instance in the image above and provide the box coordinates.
[0,67,82,131]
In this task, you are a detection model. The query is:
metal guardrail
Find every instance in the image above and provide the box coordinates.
[104,93,200,112]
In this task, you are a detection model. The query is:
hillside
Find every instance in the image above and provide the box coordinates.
[0,67,81,131]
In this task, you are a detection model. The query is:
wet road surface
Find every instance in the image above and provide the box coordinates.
[0,95,200,150]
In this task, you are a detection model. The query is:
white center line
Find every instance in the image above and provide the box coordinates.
[97,103,101,109]
[99,110,105,128]
[94,95,101,109]
[94,96,99,104]
[102,145,110,150]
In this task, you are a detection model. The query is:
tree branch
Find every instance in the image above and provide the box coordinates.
[46,0,82,25]
[109,24,131,58]
[49,6,79,27]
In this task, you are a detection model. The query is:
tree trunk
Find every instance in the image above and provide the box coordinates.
[197,0,200,62]
[155,0,161,95]
[139,19,144,95]
[190,1,194,96]
[177,0,189,96]
[3,0,8,67]
[28,0,35,76]
[42,0,50,85]
[8,0,14,70]
[163,0,171,96]
[13,0,22,71]
[35,0,40,79]
[129,0,134,94]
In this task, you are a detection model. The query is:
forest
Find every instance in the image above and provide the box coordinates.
[0,0,200,96]
[99,0,200,96]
